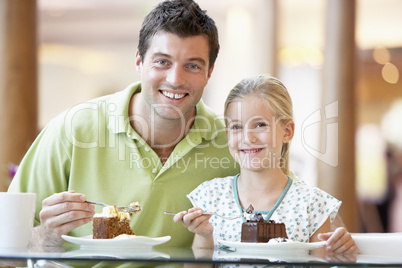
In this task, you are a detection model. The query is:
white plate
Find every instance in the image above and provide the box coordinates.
[62,248,170,259]
[62,235,171,249]
[216,250,325,263]
[218,240,326,253]
[351,232,402,256]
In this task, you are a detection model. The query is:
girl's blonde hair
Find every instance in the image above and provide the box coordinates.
[224,74,294,175]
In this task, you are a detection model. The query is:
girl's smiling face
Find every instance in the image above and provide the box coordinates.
[225,95,294,171]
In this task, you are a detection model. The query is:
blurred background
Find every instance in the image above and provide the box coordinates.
[1,0,401,233]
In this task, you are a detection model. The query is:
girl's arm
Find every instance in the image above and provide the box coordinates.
[310,217,331,243]
[313,218,359,254]
[192,233,214,249]
[309,218,332,257]
[318,227,359,254]
[173,208,214,249]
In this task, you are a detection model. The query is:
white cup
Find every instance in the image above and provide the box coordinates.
[0,192,36,249]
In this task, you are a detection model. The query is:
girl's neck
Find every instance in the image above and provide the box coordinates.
[237,168,289,211]
[238,168,287,187]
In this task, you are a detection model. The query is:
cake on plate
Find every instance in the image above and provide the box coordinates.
[241,205,288,243]
[93,203,141,239]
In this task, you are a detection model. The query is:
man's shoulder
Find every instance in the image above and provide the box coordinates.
[194,100,226,138]
[47,83,140,140]
[54,83,139,124]
[196,99,219,115]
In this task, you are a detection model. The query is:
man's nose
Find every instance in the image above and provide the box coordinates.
[166,65,185,86]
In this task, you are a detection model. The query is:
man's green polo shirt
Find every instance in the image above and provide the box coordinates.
[8,82,239,248]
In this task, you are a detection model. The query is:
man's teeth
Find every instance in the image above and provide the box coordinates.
[162,91,185,99]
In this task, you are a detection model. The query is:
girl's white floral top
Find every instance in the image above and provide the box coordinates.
[187,174,341,248]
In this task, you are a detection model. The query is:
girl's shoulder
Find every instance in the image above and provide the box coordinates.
[188,175,238,207]
[195,175,237,191]
[289,179,338,201]
[291,179,312,189]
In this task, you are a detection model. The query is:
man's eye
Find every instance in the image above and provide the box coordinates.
[156,59,167,65]
[189,64,200,70]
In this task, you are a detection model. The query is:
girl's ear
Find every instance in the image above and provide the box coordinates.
[283,121,295,143]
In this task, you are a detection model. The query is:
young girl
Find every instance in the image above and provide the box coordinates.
[174,74,357,254]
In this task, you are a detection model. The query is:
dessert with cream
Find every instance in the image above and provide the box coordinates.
[267,237,290,244]
[241,204,288,243]
[93,205,136,239]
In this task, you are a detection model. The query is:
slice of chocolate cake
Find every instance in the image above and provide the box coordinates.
[241,205,288,243]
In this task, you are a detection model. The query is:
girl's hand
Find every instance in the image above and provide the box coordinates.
[318,227,360,254]
[173,207,213,238]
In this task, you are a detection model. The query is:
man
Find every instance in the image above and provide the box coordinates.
[9,0,236,248]
[9,0,355,252]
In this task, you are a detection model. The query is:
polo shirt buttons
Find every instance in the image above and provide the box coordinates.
[152,168,157,174]
[144,147,150,152]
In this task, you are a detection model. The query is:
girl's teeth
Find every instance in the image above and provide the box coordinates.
[243,149,260,153]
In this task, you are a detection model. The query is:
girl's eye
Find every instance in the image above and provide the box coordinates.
[256,122,268,128]
[230,124,242,130]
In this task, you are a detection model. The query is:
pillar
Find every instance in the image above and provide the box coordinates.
[317,0,359,232]
[0,0,38,191]
[258,0,278,76]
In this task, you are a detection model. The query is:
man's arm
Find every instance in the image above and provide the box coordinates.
[29,191,95,247]
[9,115,96,246]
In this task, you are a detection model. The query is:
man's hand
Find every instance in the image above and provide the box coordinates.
[318,227,359,254]
[30,191,95,247]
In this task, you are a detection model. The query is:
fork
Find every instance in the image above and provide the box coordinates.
[163,211,242,220]
[86,200,142,213]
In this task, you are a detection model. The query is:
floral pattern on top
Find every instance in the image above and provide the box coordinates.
[187,175,341,248]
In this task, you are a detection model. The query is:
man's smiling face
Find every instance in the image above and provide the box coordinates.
[136,31,213,122]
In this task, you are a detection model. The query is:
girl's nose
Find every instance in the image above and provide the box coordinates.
[244,129,257,144]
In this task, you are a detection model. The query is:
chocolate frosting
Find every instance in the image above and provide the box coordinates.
[245,204,254,214]
[250,213,265,222]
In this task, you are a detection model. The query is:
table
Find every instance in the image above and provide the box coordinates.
[1,242,402,268]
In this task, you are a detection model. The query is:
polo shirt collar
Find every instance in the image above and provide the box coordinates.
[191,100,223,143]
[107,82,141,135]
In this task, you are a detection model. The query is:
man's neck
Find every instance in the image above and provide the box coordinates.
[129,92,196,162]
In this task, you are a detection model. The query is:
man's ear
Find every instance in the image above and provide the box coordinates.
[207,64,215,79]
[283,121,295,143]
[135,50,142,76]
